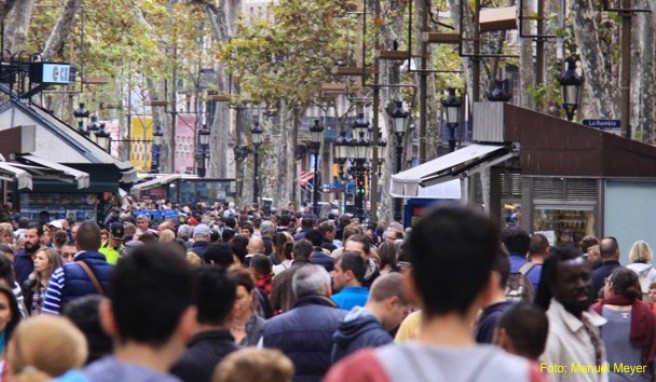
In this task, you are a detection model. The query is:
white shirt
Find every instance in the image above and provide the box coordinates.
[541,299,608,382]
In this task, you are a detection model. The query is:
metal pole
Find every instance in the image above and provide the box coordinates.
[171,43,178,172]
[448,124,457,152]
[473,0,481,102]
[419,0,428,163]
[394,135,403,222]
[355,161,365,220]
[312,149,320,216]
[620,7,631,139]
[253,148,259,204]
[536,0,545,86]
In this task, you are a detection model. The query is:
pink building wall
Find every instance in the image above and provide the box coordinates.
[175,114,197,174]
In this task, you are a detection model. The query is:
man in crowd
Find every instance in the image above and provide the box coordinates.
[525,233,550,291]
[331,273,410,363]
[331,252,368,311]
[262,264,345,381]
[319,221,338,252]
[177,224,193,250]
[537,246,607,382]
[260,220,275,257]
[43,222,113,314]
[503,228,530,272]
[326,206,547,382]
[57,244,196,381]
[306,229,334,272]
[171,266,237,382]
[136,214,157,235]
[592,236,622,296]
[271,240,313,313]
[475,249,514,344]
[344,234,379,288]
[294,217,315,241]
[99,222,124,265]
[245,236,265,265]
[14,224,42,285]
[190,224,211,259]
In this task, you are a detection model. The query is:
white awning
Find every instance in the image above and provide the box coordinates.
[391,143,514,198]
[21,154,90,189]
[0,162,32,190]
[131,174,199,194]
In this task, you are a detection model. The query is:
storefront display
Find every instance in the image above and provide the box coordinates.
[20,193,97,222]
[533,207,595,246]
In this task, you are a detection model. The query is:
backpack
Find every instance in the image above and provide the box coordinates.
[505,262,536,303]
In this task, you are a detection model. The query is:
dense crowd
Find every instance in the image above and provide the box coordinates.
[0,202,652,382]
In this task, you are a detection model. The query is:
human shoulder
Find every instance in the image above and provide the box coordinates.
[324,349,390,382]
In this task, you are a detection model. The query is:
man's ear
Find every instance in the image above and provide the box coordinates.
[403,271,422,306]
[99,298,118,338]
[177,306,198,343]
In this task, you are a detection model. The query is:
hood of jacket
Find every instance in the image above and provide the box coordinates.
[333,307,381,348]
[628,262,654,275]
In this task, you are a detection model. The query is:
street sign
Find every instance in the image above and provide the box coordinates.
[582,119,621,129]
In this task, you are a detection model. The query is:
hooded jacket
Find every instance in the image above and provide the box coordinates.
[331,307,392,364]
[627,262,656,297]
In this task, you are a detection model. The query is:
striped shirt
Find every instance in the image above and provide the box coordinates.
[42,266,65,314]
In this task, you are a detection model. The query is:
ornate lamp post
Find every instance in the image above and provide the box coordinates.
[251,121,264,204]
[351,114,370,221]
[88,115,101,142]
[388,101,409,222]
[151,125,164,173]
[95,123,111,152]
[442,88,462,152]
[309,120,325,216]
[198,124,210,178]
[560,57,583,122]
[73,103,90,136]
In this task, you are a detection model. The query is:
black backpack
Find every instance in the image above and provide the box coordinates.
[505,262,536,303]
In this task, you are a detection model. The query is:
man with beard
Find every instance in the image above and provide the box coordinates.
[536,246,607,382]
[15,224,42,285]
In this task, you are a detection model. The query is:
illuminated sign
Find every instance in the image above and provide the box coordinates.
[29,62,76,84]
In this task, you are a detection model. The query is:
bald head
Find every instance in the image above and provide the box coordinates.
[247,236,265,255]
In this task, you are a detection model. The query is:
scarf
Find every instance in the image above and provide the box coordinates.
[256,274,273,296]
[592,294,656,368]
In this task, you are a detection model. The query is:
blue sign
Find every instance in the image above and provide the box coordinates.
[582,119,621,129]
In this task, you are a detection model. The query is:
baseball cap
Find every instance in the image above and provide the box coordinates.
[109,221,125,241]
[193,224,211,237]
[48,220,63,230]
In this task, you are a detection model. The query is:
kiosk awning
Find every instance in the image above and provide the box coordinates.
[0,162,32,189]
[391,143,514,198]
[20,154,90,189]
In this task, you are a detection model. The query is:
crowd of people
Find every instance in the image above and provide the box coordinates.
[0,201,652,381]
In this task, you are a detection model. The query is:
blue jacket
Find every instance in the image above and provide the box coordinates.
[310,249,334,272]
[331,307,392,364]
[508,252,527,272]
[14,247,38,286]
[262,295,346,382]
[475,300,515,344]
[331,286,369,311]
[592,260,622,296]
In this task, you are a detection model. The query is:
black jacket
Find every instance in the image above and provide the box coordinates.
[170,330,238,382]
[331,308,393,363]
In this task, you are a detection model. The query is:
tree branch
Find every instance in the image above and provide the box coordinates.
[41,0,82,60]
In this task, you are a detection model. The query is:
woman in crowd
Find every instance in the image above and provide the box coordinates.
[213,348,294,382]
[271,233,293,276]
[626,240,656,300]
[6,316,87,382]
[159,229,176,243]
[229,268,265,347]
[230,235,249,265]
[377,241,400,275]
[592,268,656,382]
[23,248,62,316]
[0,286,22,378]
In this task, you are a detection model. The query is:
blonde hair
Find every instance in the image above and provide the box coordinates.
[213,348,294,382]
[159,229,176,243]
[186,251,202,266]
[629,240,654,263]
[8,316,88,382]
[0,222,13,236]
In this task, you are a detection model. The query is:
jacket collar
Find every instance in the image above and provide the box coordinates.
[293,294,338,309]
[550,298,606,333]
[188,329,234,347]
[73,250,105,261]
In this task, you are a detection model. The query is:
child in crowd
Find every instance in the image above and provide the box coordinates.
[213,348,294,382]
[494,303,549,361]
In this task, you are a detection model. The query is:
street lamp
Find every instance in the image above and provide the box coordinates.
[198,124,210,178]
[560,57,583,122]
[251,121,264,204]
[309,120,325,216]
[152,125,163,173]
[95,123,111,152]
[388,100,409,222]
[487,79,513,102]
[442,88,462,152]
[73,103,90,136]
[88,115,101,142]
[352,114,370,220]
